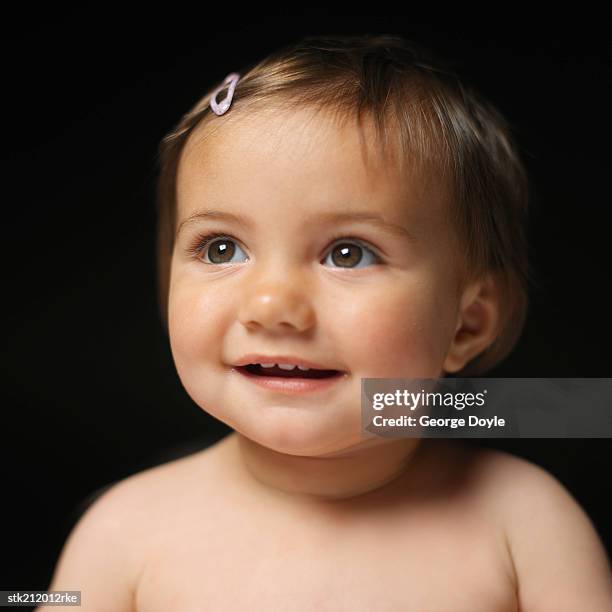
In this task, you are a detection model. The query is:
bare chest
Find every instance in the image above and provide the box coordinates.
[135,509,517,612]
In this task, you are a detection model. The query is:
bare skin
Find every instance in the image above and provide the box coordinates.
[44,435,512,611]
[41,433,612,611]
[134,434,519,612]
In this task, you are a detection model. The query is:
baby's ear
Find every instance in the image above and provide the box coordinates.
[443,272,501,374]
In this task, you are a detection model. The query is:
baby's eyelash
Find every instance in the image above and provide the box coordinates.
[184,231,384,263]
[185,231,236,260]
[326,233,384,262]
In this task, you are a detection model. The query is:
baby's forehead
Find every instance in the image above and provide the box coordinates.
[178,106,451,229]
[185,105,415,177]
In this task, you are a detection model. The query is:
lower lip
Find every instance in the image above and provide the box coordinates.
[232,367,347,394]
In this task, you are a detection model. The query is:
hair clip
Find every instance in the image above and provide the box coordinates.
[209,72,241,116]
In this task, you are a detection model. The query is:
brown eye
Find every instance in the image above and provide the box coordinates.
[197,237,248,264]
[208,239,235,263]
[331,243,362,267]
[324,241,379,269]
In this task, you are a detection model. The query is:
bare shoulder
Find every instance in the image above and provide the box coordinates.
[42,471,146,611]
[42,438,226,612]
[464,444,612,611]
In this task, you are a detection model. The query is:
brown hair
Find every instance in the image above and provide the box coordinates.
[155,34,536,376]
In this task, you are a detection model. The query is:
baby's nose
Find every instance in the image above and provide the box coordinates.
[237,281,316,333]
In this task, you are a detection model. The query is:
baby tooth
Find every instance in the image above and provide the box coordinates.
[297,365,310,371]
[278,363,298,370]
[260,363,276,368]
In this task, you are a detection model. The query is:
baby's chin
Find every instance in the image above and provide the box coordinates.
[229,412,366,458]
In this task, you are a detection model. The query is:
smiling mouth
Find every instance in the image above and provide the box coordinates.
[237,364,342,379]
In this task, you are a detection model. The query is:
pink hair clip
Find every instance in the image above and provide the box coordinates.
[209,72,241,116]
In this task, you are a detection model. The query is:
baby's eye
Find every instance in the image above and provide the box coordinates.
[191,233,381,268]
[323,241,380,269]
[196,235,248,265]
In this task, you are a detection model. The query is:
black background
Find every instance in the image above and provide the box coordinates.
[2,12,611,594]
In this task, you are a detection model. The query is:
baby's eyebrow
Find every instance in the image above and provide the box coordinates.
[177,209,418,242]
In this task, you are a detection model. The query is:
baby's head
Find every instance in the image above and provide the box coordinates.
[155,34,533,455]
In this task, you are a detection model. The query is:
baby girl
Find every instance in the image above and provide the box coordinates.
[41,34,612,611]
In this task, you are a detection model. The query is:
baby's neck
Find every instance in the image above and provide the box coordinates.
[225,432,435,507]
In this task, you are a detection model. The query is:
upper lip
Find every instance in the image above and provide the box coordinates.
[233,354,344,371]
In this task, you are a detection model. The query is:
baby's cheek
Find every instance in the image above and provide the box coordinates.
[338,287,446,377]
[168,281,229,361]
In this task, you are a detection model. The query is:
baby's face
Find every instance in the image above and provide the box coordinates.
[169,106,467,456]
